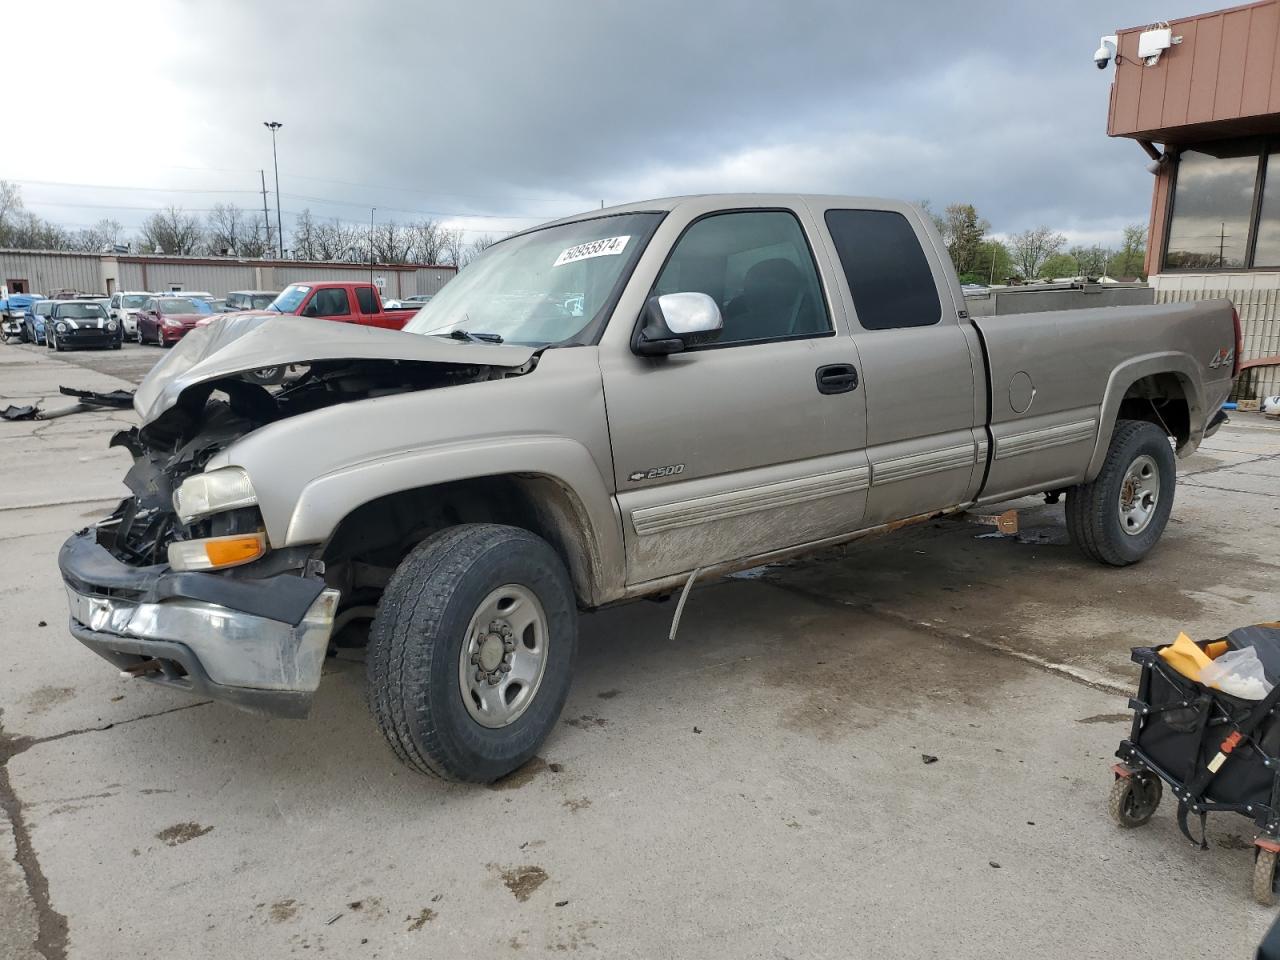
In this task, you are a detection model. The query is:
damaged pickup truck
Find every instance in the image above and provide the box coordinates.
[58,194,1240,782]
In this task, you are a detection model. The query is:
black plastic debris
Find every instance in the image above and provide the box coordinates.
[59,386,135,408]
[922,754,939,764]
[0,404,38,421]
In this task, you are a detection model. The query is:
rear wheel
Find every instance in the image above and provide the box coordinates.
[367,523,578,782]
[1254,848,1279,907]
[1067,419,1175,566]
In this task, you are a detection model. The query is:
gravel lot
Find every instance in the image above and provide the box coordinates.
[2,339,1278,959]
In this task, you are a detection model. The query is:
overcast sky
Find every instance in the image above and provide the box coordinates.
[9,1,1201,248]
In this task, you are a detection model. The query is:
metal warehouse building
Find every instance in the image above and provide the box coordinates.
[0,250,456,300]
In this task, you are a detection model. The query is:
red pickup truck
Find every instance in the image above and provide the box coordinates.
[259,281,418,329]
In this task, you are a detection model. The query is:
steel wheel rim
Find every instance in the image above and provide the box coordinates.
[1118,454,1160,536]
[457,584,549,728]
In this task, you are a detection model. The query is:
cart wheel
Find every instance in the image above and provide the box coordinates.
[1108,773,1162,827]
[1254,849,1278,907]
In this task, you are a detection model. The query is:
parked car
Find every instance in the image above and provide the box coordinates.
[45,299,121,351]
[134,295,215,346]
[26,299,54,345]
[108,292,154,338]
[404,294,434,304]
[223,290,279,312]
[58,194,1238,783]
[1,293,46,342]
[207,298,227,312]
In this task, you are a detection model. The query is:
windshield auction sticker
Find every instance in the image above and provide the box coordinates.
[553,235,630,267]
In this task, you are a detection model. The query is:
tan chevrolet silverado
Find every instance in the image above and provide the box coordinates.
[58,194,1239,782]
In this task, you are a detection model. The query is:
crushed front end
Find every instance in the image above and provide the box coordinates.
[58,376,341,717]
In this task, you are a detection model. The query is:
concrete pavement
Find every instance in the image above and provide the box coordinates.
[1,340,1277,959]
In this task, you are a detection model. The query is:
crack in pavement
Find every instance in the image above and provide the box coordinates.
[0,699,211,960]
[759,578,1133,697]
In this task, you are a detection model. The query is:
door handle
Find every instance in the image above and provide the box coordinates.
[815,363,859,395]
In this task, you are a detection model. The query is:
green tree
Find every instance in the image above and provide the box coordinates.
[1107,224,1147,278]
[964,239,1012,284]
[1039,252,1079,279]
[941,203,989,277]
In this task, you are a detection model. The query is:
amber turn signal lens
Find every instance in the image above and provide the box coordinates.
[167,532,266,571]
[204,535,266,567]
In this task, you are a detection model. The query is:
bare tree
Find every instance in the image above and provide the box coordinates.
[66,218,125,252]
[372,220,415,264]
[1068,244,1110,278]
[1008,226,1066,280]
[140,205,203,255]
[439,228,466,267]
[460,233,499,267]
[205,203,254,255]
[410,218,444,264]
[8,211,68,250]
[238,214,270,258]
[314,217,362,261]
[291,209,319,261]
[0,180,23,243]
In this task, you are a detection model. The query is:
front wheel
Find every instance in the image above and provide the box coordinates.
[1108,772,1162,827]
[1067,419,1175,566]
[367,524,578,782]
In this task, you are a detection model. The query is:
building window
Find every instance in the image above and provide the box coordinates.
[1254,149,1280,268]
[1165,143,1259,270]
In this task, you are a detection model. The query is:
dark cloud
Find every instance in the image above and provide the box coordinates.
[31,1,1210,241]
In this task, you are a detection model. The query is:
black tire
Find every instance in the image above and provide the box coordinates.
[52,334,63,352]
[1066,419,1175,566]
[367,523,578,782]
[1108,773,1162,827]
[1254,848,1278,907]
[245,366,284,386]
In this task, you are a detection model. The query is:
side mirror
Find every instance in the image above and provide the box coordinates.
[633,292,723,356]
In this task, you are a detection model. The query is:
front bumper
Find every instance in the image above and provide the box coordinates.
[59,528,338,717]
[56,327,120,348]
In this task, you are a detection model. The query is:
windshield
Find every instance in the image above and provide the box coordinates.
[34,302,53,316]
[57,303,107,319]
[270,284,311,312]
[122,295,148,308]
[158,298,211,315]
[251,294,276,308]
[404,212,661,345]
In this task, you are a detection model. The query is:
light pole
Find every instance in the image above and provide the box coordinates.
[263,121,284,258]
[369,207,376,285]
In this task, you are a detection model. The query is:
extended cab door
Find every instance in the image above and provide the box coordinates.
[354,284,401,328]
[599,202,870,587]
[808,202,985,524]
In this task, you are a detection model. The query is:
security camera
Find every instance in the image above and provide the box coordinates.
[1095,35,1117,69]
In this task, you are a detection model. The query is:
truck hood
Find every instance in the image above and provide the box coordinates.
[133,313,538,424]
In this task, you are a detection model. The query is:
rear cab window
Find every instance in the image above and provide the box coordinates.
[354,286,378,314]
[824,209,942,331]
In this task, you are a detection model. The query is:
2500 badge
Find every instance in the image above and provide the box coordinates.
[628,464,685,482]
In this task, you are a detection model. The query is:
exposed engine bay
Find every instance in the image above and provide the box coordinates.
[100,358,532,567]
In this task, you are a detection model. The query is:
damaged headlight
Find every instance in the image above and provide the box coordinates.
[173,467,258,523]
